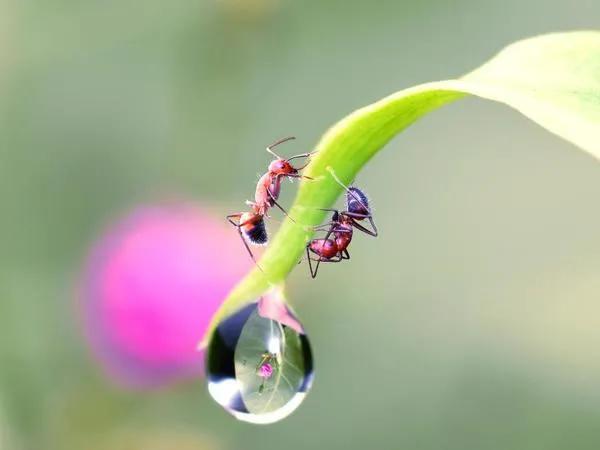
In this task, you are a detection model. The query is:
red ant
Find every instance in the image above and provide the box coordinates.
[306,168,378,278]
[247,137,315,218]
[227,137,315,268]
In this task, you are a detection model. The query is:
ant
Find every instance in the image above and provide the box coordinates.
[227,137,315,268]
[248,136,315,218]
[306,168,378,278]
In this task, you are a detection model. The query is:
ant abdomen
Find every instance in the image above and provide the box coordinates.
[309,239,338,259]
[243,219,268,245]
[346,187,370,216]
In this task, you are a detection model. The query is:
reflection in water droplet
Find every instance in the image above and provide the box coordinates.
[206,301,313,424]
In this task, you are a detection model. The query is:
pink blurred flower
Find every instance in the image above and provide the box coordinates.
[80,202,251,389]
[258,363,273,379]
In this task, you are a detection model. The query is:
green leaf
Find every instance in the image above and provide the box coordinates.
[200,31,600,347]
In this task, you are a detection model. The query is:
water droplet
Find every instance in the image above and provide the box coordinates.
[206,300,313,424]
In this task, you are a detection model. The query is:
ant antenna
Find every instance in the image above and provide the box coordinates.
[326,166,370,212]
[266,136,296,160]
[326,166,351,189]
[285,150,318,165]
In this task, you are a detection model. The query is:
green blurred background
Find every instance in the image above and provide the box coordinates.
[2,0,600,449]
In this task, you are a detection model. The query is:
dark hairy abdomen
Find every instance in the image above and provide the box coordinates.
[346,187,370,215]
[244,220,268,245]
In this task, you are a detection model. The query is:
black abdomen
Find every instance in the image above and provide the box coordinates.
[244,220,268,245]
[346,187,370,215]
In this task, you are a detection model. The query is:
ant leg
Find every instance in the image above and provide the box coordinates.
[311,251,343,263]
[266,136,296,159]
[225,213,243,228]
[311,225,339,277]
[342,249,350,260]
[317,208,340,213]
[226,214,242,227]
[312,226,334,233]
[306,246,318,278]
[345,213,378,237]
[287,173,315,181]
[311,222,337,232]
[367,216,378,236]
[237,227,265,272]
[305,208,339,231]
[272,199,296,223]
[266,189,297,223]
[227,215,265,272]
[317,256,344,263]
[349,219,378,237]
[312,255,336,278]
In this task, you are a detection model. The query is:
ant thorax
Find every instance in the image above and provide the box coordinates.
[254,173,282,212]
[338,214,354,227]
[267,175,282,202]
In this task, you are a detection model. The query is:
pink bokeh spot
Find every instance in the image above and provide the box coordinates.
[81,202,252,388]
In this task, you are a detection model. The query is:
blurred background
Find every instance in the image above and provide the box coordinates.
[2,0,600,449]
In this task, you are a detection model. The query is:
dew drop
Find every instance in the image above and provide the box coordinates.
[206,299,313,424]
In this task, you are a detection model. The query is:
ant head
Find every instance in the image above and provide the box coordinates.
[268,159,297,176]
[331,210,340,222]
